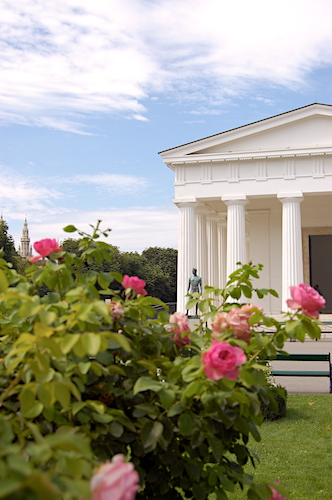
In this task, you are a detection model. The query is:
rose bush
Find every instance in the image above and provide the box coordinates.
[0,221,320,500]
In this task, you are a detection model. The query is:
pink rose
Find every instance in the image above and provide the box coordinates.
[169,312,191,347]
[201,340,246,380]
[268,480,285,500]
[211,305,262,342]
[286,283,325,318]
[91,454,140,500]
[122,275,147,296]
[29,239,63,262]
[109,301,125,321]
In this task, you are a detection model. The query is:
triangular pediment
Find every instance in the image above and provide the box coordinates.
[159,103,332,161]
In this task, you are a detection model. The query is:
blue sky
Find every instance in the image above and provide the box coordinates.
[1,0,332,252]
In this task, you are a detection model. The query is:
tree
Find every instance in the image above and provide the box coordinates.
[0,218,19,269]
[141,247,177,302]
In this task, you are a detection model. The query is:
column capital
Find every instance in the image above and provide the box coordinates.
[277,191,303,203]
[222,194,247,206]
[173,198,197,208]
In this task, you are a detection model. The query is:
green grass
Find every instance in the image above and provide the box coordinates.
[227,394,332,499]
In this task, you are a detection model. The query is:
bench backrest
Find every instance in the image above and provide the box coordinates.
[276,353,330,362]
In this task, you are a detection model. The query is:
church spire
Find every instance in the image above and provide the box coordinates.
[18,217,32,259]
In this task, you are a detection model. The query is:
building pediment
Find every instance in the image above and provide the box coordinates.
[160,103,332,165]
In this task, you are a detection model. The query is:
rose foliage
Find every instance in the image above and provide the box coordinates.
[0,221,321,500]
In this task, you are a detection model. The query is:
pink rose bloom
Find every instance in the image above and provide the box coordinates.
[268,480,285,500]
[122,275,147,296]
[169,312,191,347]
[286,283,325,318]
[211,305,261,342]
[201,340,246,380]
[109,301,125,321]
[29,239,63,262]
[91,454,140,500]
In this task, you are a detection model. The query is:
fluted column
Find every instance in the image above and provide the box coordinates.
[217,218,227,290]
[222,195,248,278]
[206,214,219,289]
[175,201,197,313]
[278,192,304,311]
[196,206,208,292]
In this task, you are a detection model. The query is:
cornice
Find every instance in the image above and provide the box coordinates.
[165,147,332,168]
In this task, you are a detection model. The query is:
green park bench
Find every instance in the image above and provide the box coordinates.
[271,353,332,393]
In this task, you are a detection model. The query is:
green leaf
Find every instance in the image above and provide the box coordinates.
[38,383,56,407]
[141,420,163,449]
[60,334,80,354]
[181,356,203,382]
[158,388,176,408]
[107,332,131,352]
[63,225,77,233]
[0,479,21,498]
[178,412,196,436]
[71,401,86,415]
[249,421,261,442]
[54,382,71,410]
[92,412,113,423]
[133,376,162,395]
[24,401,44,419]
[181,380,203,400]
[78,361,91,374]
[167,402,186,417]
[186,298,198,310]
[86,400,105,414]
[285,319,300,333]
[39,310,57,325]
[109,421,124,437]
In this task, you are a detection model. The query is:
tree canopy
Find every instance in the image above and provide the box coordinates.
[62,239,177,303]
[0,218,19,268]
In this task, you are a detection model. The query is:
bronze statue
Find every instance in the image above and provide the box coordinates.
[187,268,202,317]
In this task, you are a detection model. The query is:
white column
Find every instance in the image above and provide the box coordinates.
[278,192,304,311]
[196,206,208,291]
[206,215,219,288]
[217,218,227,290]
[175,201,197,313]
[222,195,248,278]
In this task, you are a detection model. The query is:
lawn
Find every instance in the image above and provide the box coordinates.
[227,393,332,500]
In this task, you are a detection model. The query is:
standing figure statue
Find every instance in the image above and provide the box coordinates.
[187,268,202,317]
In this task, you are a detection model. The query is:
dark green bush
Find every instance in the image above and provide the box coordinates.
[261,384,288,420]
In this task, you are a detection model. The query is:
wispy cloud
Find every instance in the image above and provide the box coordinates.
[0,165,62,214]
[0,166,150,220]
[71,173,149,195]
[1,0,332,133]
[11,206,179,252]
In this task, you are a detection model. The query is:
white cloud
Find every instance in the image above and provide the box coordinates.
[71,173,149,194]
[11,206,179,252]
[0,166,152,228]
[0,165,62,214]
[1,0,332,132]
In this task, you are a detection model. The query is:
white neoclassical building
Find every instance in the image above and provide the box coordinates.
[159,103,332,315]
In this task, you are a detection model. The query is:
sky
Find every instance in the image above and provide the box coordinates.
[1,0,332,253]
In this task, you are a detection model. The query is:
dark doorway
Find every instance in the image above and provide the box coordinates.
[309,235,332,314]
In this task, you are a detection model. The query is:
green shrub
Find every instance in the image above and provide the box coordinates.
[261,384,288,420]
[0,221,320,500]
